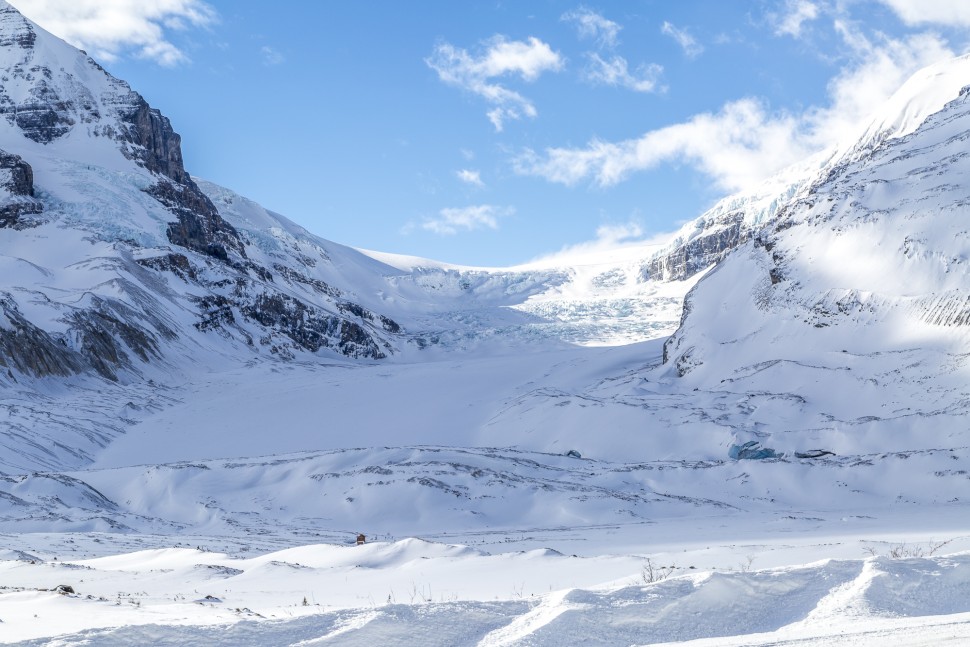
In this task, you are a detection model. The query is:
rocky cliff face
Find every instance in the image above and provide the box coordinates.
[642,212,748,282]
[0,148,40,225]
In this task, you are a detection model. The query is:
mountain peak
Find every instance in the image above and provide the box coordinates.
[0,1,35,50]
[0,1,188,183]
[0,2,247,259]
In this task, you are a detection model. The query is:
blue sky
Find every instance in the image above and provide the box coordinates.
[10,1,970,265]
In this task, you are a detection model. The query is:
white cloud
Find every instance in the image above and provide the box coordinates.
[514,98,804,191]
[875,0,970,26]
[661,21,704,58]
[422,205,511,235]
[563,9,664,94]
[515,29,954,193]
[456,169,485,188]
[584,54,664,93]
[8,0,215,66]
[261,45,284,66]
[525,220,678,266]
[427,36,564,132]
[561,7,621,49]
[772,0,821,38]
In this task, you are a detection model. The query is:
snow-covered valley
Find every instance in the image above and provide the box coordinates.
[2,2,970,644]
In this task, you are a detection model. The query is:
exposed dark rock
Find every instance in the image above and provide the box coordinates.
[379,314,401,333]
[0,5,180,178]
[337,302,401,334]
[114,99,188,184]
[337,301,372,321]
[0,150,33,196]
[136,253,198,282]
[662,279,698,365]
[6,84,75,144]
[194,295,236,332]
[243,261,273,283]
[67,304,164,381]
[339,319,377,355]
[795,450,836,459]
[0,284,176,381]
[241,293,334,351]
[240,292,386,359]
[0,4,34,49]
[673,347,700,377]
[0,5,84,144]
[272,263,340,298]
[149,180,246,261]
[0,294,82,378]
[0,4,405,372]
[0,149,42,226]
[643,212,748,282]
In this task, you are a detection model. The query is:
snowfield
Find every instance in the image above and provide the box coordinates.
[3,537,970,645]
[2,3,970,644]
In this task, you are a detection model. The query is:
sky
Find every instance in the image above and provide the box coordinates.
[7,0,970,266]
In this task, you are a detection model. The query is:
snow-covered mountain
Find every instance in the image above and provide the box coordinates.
[660,67,970,458]
[3,1,970,642]
[0,1,411,377]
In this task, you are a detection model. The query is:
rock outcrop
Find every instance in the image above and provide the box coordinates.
[149,180,246,261]
[0,149,41,226]
[642,212,748,282]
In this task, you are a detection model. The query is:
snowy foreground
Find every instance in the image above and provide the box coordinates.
[3,534,970,645]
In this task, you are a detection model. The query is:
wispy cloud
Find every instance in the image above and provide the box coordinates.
[8,0,216,66]
[661,21,704,58]
[563,7,664,94]
[771,0,821,38]
[875,0,970,26]
[515,29,953,194]
[561,7,621,49]
[456,169,485,188]
[427,36,564,132]
[584,54,664,93]
[421,205,512,235]
[260,45,284,66]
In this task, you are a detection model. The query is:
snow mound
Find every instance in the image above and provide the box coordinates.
[4,549,970,645]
